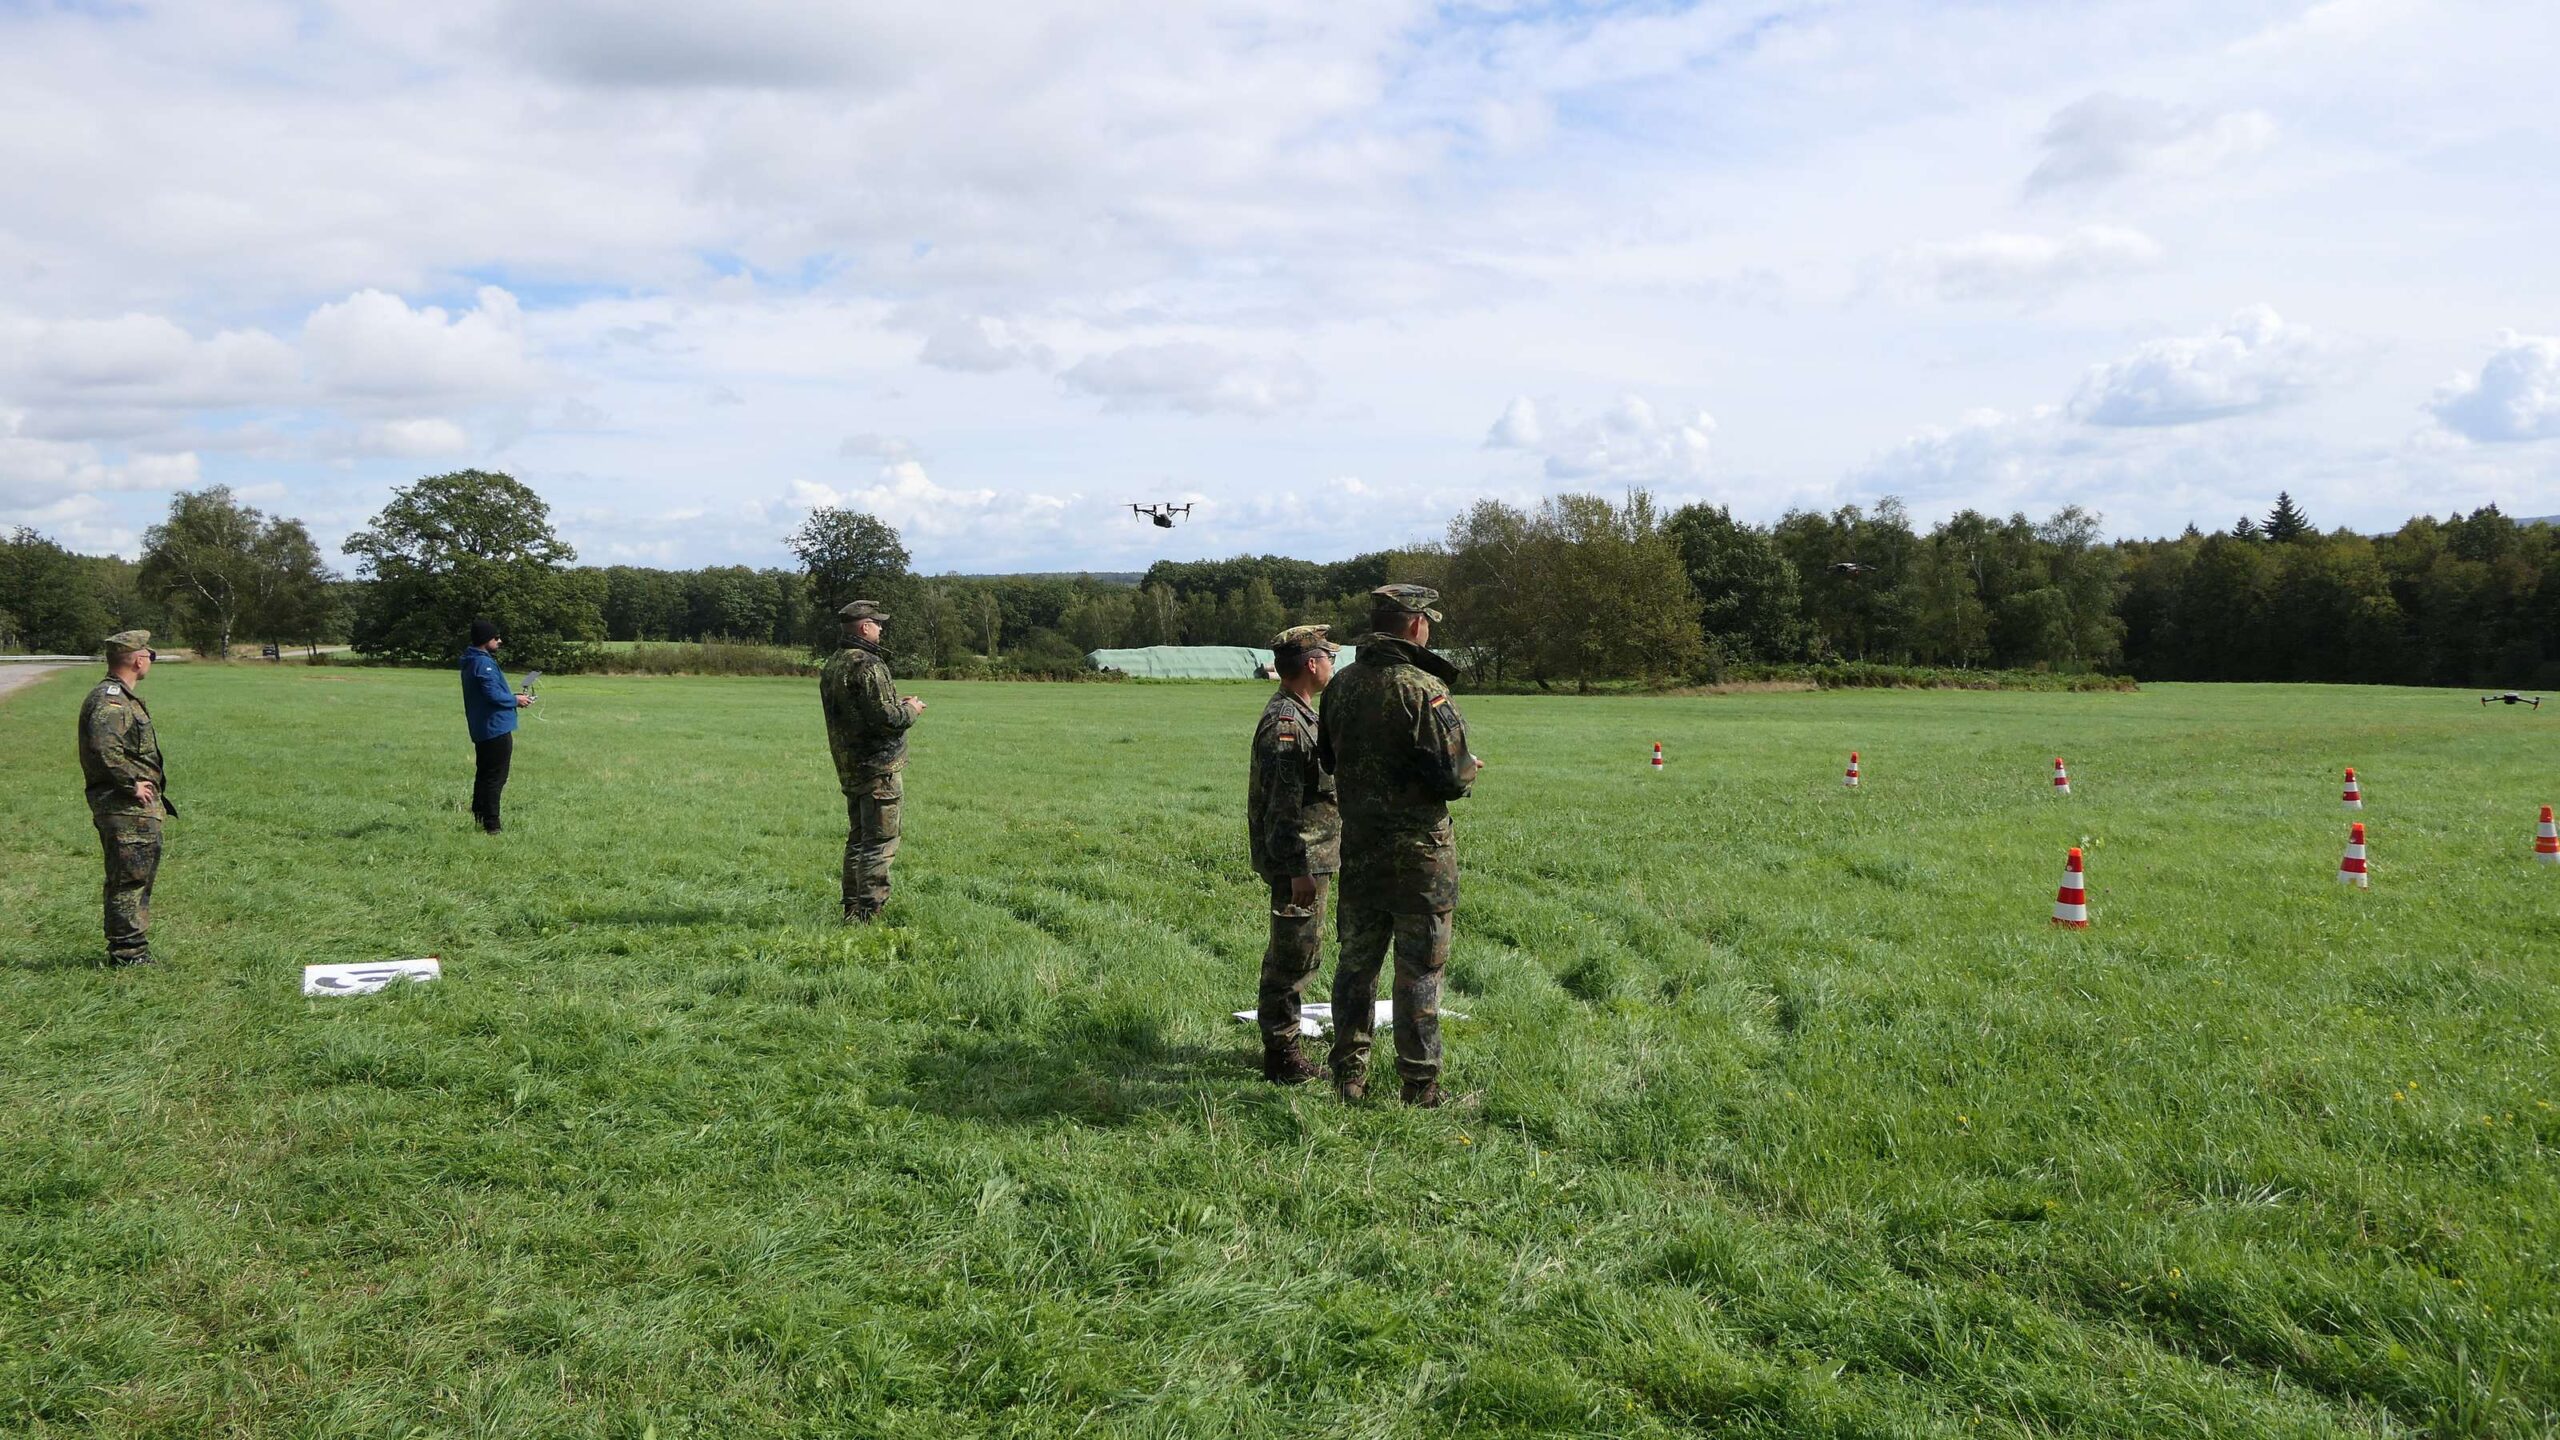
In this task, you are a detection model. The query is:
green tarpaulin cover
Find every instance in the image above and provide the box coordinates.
[1085,645,1359,678]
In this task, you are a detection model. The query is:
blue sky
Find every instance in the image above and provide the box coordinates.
[3,0,2556,571]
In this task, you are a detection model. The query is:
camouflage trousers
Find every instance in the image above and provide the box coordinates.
[841,773,903,921]
[1256,874,1331,1044]
[1327,905,1451,1084]
[95,814,162,965]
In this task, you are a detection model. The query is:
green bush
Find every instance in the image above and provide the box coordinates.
[585,639,818,676]
[1765,661,2140,692]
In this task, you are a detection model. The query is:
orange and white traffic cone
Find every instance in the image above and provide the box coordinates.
[2342,767,2362,810]
[1843,751,1860,788]
[2051,847,2089,927]
[2338,822,2369,888]
[1650,741,1664,772]
[2052,757,2072,795]
[2536,806,2558,866]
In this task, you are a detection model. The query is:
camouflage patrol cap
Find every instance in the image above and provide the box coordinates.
[837,600,890,623]
[101,630,153,656]
[1268,624,1339,657]
[1368,584,1443,622]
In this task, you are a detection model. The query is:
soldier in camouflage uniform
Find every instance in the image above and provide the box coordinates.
[820,600,926,921]
[1247,624,1342,1084]
[76,631,175,967]
[1316,585,1481,1107]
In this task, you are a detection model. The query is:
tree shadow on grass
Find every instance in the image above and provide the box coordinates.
[888,1020,1247,1127]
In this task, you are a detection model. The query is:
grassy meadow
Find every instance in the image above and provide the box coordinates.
[2,664,2555,1437]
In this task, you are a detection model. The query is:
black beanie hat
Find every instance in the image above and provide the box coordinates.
[469,619,500,647]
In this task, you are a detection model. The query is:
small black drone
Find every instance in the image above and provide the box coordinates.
[1130,503,1193,529]
[1830,562,1870,576]
[2482,692,2544,709]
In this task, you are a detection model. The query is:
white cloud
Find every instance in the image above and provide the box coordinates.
[1849,404,2303,534]
[1484,395,1542,449]
[1890,226,2163,302]
[553,397,611,429]
[1061,342,1318,416]
[788,458,1078,567]
[0,413,201,509]
[0,292,539,463]
[1482,395,1714,485]
[4,0,2555,567]
[0,313,296,408]
[302,287,538,403]
[494,0,885,89]
[1855,407,2078,504]
[0,492,144,558]
[2068,305,2328,426]
[2026,93,2275,194]
[354,417,472,458]
[917,317,1054,374]
[837,433,917,460]
[2428,333,2560,443]
[1851,399,2558,542]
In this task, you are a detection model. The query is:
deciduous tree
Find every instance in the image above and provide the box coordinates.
[138,487,266,657]
[342,470,600,667]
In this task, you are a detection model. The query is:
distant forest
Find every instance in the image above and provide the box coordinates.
[6,481,2555,689]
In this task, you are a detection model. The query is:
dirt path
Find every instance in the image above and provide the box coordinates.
[0,665,74,702]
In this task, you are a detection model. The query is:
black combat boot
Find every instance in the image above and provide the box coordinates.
[1262,1038,1325,1085]
[1333,1069,1367,1102]
[1400,1078,1445,1109]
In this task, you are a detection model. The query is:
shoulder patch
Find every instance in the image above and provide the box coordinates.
[1428,693,1449,708]
[102,682,123,696]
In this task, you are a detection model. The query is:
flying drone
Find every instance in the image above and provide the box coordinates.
[1830,562,1871,577]
[1130,503,1194,529]
[2481,692,2544,709]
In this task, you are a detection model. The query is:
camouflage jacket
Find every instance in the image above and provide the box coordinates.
[78,677,172,819]
[1247,688,1340,878]
[1317,636,1477,913]
[819,639,916,786]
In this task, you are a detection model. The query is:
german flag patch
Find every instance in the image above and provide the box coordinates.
[1428,694,1449,708]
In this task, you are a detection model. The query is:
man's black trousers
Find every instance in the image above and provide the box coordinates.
[472,733,513,832]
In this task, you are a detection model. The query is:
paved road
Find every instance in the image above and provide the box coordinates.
[0,664,73,702]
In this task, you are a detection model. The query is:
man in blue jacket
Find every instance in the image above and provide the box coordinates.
[461,619,533,832]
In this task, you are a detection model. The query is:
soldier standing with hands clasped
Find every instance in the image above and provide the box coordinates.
[821,600,925,923]
[1317,585,1481,1107]
[77,631,174,967]
[1246,624,1341,1084]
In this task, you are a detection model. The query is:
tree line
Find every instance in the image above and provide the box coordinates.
[4,472,2553,689]
[1121,491,2557,691]
[2,493,348,658]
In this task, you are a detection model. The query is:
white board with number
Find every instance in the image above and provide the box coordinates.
[303,958,441,996]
